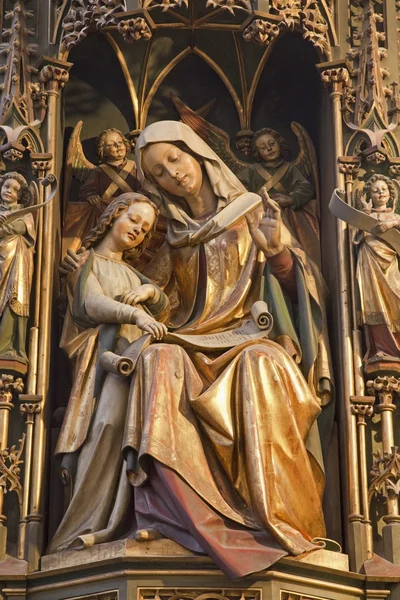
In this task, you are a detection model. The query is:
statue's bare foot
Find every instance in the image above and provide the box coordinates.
[135,528,163,542]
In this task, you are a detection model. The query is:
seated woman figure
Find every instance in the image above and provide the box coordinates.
[51,121,333,581]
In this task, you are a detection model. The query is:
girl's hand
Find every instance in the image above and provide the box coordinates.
[133,310,167,341]
[120,284,157,306]
[59,248,84,276]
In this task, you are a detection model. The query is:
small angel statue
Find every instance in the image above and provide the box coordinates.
[354,174,400,364]
[172,95,321,267]
[0,172,35,361]
[62,123,140,256]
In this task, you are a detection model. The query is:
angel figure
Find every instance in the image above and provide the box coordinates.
[172,96,321,267]
[354,174,400,365]
[0,172,35,361]
[62,123,140,256]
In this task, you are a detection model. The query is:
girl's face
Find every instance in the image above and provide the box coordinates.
[142,142,203,201]
[1,178,21,207]
[254,133,281,163]
[110,202,156,252]
[370,180,390,209]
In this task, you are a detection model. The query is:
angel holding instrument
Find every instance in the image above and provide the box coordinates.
[172,96,321,267]
[0,172,36,361]
[62,123,140,256]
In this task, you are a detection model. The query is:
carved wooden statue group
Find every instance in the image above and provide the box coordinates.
[1,111,399,578]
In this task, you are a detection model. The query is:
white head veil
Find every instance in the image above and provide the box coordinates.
[135,121,249,226]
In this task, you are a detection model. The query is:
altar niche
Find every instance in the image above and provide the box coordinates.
[50,23,342,569]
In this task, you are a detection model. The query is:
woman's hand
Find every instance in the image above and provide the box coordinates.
[133,309,167,341]
[246,190,284,257]
[120,284,158,306]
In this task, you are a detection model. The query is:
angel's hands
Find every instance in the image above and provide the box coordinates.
[270,193,293,208]
[360,193,373,214]
[374,218,400,233]
[87,195,103,210]
[59,248,83,276]
[0,213,8,226]
[120,284,157,306]
[133,310,167,341]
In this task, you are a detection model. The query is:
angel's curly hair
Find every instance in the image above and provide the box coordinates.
[252,128,291,162]
[0,172,32,207]
[96,128,132,163]
[81,193,159,263]
[364,174,397,209]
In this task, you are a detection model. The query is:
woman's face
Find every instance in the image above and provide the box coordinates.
[255,133,281,164]
[110,201,155,252]
[370,180,390,209]
[142,142,203,200]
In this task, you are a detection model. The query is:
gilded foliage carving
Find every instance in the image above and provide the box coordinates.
[0,434,25,508]
[61,0,126,50]
[281,595,328,600]
[0,1,38,124]
[242,18,280,46]
[141,0,188,12]
[138,589,261,600]
[244,0,331,58]
[347,0,391,125]
[205,0,252,14]
[66,592,118,600]
[117,17,152,42]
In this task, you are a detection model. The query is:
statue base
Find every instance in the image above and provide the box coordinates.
[0,544,398,599]
[0,356,27,376]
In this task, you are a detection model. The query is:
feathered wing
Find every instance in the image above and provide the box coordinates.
[29,181,38,208]
[171,94,248,175]
[291,121,320,219]
[62,121,96,217]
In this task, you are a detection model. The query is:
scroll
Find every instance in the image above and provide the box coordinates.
[329,188,400,254]
[98,301,274,375]
[99,351,135,376]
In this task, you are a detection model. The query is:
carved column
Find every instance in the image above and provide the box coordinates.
[0,375,24,560]
[22,59,71,571]
[17,396,41,560]
[350,395,375,559]
[317,61,369,570]
[338,156,364,400]
[367,377,400,563]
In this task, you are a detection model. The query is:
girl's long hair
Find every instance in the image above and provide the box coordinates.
[81,193,159,263]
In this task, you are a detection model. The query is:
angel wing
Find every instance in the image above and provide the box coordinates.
[28,180,38,208]
[62,120,96,218]
[291,121,320,218]
[171,94,248,175]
